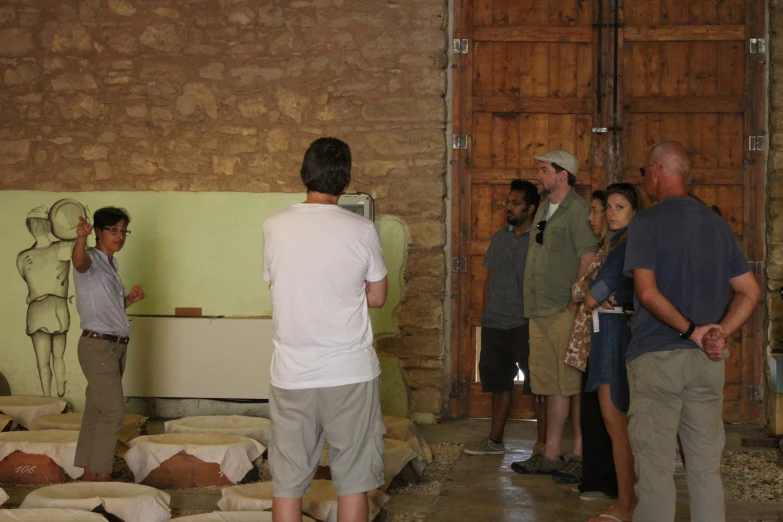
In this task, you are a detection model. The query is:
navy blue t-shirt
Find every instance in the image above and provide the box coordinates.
[623,197,749,361]
[482,226,530,329]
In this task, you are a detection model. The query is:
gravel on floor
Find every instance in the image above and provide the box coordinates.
[722,450,783,503]
[111,455,134,483]
[387,443,463,497]
[385,515,428,522]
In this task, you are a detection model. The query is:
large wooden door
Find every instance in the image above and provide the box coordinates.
[451,0,602,419]
[451,0,766,421]
[617,0,766,423]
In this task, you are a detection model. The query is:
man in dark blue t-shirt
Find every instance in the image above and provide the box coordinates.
[624,141,760,522]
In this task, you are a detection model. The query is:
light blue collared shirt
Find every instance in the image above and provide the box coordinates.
[73,248,130,337]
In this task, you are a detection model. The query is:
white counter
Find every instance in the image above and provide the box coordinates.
[122,316,273,400]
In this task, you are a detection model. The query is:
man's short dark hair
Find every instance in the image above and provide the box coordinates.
[510,179,540,211]
[551,162,577,186]
[300,137,351,196]
[93,207,130,229]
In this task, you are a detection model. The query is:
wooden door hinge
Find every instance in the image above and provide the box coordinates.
[748,260,764,276]
[750,38,766,54]
[452,135,468,150]
[749,384,763,403]
[749,136,765,151]
[449,379,471,398]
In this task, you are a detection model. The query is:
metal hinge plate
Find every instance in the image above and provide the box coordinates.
[451,257,467,273]
[591,126,623,133]
[449,379,471,398]
[453,38,469,54]
[748,260,764,276]
[749,136,765,151]
[452,134,468,150]
[750,384,763,403]
[750,38,766,54]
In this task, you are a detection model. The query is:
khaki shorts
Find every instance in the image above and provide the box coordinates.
[269,378,385,498]
[529,310,582,396]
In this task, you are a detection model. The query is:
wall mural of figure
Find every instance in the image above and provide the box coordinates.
[15,199,88,398]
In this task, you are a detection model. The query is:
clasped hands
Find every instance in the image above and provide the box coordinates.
[692,324,727,361]
[593,295,727,362]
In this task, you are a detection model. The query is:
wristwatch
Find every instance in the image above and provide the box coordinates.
[679,321,696,340]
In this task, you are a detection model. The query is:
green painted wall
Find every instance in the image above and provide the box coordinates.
[0,191,408,411]
[378,354,410,417]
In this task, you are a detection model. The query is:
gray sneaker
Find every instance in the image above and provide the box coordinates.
[511,452,565,474]
[463,438,505,455]
[553,452,582,484]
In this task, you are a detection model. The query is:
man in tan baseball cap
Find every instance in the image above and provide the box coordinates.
[533,150,579,190]
[512,150,598,485]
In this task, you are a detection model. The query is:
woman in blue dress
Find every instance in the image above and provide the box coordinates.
[584,183,646,522]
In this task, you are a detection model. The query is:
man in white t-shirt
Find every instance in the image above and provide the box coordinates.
[263,137,388,522]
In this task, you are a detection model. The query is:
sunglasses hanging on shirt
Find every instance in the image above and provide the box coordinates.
[535,220,547,245]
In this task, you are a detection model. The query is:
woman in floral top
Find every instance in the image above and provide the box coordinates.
[565,191,618,499]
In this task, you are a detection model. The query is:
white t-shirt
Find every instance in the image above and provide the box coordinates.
[263,204,388,389]
[546,201,562,221]
[546,201,560,220]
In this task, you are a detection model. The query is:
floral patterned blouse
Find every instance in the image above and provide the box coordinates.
[564,246,607,371]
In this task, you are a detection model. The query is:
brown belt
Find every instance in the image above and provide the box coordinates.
[82,330,130,345]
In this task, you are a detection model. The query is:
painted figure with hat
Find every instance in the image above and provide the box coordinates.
[16,205,77,398]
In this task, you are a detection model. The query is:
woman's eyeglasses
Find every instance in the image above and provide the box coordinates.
[535,220,546,245]
[100,227,131,236]
[501,199,526,207]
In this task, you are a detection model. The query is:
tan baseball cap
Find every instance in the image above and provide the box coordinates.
[534,150,579,176]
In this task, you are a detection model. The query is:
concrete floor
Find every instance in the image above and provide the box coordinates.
[406,419,783,522]
[2,419,782,521]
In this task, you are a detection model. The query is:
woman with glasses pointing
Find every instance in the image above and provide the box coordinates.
[71,207,145,482]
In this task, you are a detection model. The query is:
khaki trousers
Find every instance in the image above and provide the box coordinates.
[74,336,127,475]
[627,348,725,522]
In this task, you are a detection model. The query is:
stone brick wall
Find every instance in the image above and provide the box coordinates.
[769,5,783,354]
[769,2,783,429]
[0,0,449,421]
